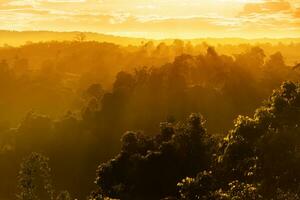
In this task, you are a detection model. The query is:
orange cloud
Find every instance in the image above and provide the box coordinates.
[295,7,300,17]
[241,0,292,15]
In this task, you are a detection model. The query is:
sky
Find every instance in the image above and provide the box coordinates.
[0,0,299,38]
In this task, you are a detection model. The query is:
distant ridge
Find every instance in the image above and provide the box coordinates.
[1,30,300,46]
[0,30,148,46]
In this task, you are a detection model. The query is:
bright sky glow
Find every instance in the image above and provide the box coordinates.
[0,0,299,38]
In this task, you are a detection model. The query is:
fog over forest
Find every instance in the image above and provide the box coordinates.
[0,32,300,200]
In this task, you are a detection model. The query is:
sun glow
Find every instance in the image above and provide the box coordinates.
[0,0,299,38]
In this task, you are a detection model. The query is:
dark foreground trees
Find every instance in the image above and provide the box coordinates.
[16,81,300,200]
[93,81,300,200]
[95,114,215,200]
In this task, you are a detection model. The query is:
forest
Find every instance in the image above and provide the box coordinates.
[1,37,300,200]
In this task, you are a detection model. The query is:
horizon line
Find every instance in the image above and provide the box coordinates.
[1,29,300,41]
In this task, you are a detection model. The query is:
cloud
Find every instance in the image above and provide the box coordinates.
[240,0,292,15]
[295,7,300,17]
[0,0,299,38]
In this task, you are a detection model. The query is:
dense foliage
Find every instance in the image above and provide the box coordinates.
[0,40,300,199]
[93,81,300,199]
[96,114,214,200]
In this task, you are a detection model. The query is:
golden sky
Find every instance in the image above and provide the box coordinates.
[0,0,299,38]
